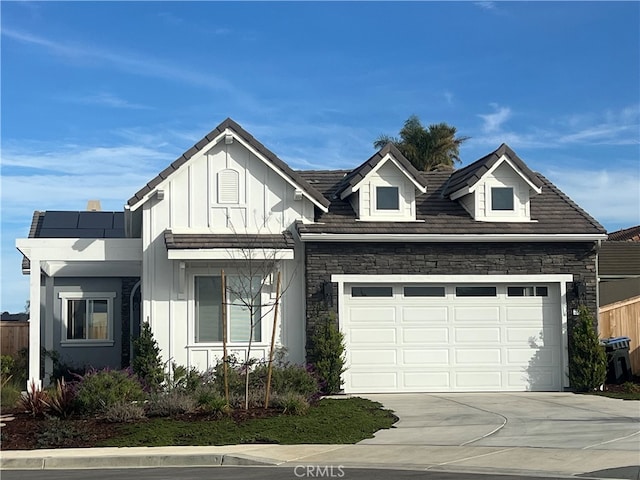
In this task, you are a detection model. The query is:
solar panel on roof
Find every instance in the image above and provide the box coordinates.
[41,211,79,229]
[103,229,126,238]
[78,212,114,229]
[112,213,125,229]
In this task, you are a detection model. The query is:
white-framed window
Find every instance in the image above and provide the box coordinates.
[376,186,400,211]
[491,187,514,211]
[59,292,116,346]
[195,275,263,343]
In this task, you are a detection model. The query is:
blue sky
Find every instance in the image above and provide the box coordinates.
[1,1,639,313]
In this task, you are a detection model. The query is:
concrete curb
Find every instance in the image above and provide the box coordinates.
[0,453,278,470]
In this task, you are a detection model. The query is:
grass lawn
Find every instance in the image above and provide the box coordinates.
[99,397,397,447]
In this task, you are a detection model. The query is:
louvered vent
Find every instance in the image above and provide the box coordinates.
[218,169,240,204]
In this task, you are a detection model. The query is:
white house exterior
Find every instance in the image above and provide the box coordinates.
[17,118,607,393]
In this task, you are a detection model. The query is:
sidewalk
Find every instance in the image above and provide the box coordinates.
[2,444,639,478]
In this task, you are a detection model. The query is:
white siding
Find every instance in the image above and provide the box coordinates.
[358,160,416,221]
[140,133,311,370]
[474,161,532,222]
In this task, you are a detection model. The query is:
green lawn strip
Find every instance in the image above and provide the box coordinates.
[99,397,397,447]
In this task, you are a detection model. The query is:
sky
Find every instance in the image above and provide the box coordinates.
[1,1,639,313]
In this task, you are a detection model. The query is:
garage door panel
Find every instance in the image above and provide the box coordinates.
[351,349,396,365]
[404,371,450,388]
[349,306,396,323]
[507,347,557,366]
[402,327,449,343]
[349,328,396,343]
[351,372,397,389]
[455,371,502,388]
[402,306,448,323]
[455,348,501,364]
[403,349,449,365]
[455,327,501,343]
[510,369,559,391]
[454,306,500,322]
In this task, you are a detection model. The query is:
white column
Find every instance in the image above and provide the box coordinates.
[44,274,54,384]
[28,259,42,391]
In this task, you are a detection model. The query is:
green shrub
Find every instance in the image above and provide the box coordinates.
[102,401,146,423]
[1,354,15,380]
[1,381,22,409]
[198,393,231,418]
[257,363,319,399]
[272,392,309,415]
[36,417,81,448]
[165,362,201,393]
[307,311,346,394]
[569,306,607,392]
[132,322,164,391]
[146,391,196,417]
[76,369,146,413]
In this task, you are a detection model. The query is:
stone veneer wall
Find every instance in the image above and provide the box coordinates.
[304,242,597,351]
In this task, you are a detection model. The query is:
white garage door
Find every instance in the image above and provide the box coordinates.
[342,283,562,393]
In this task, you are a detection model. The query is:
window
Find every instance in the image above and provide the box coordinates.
[404,286,445,297]
[507,286,548,297]
[351,286,393,297]
[195,275,262,343]
[376,186,399,210]
[491,187,514,211]
[455,286,497,297]
[59,292,115,345]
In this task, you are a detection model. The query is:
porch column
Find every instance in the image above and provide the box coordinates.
[44,274,54,384]
[28,259,42,391]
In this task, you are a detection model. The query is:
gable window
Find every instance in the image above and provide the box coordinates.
[59,292,115,346]
[195,275,262,343]
[491,187,514,211]
[376,186,399,210]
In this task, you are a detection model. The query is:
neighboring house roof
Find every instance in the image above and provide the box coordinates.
[126,117,331,211]
[599,241,640,277]
[21,211,126,273]
[608,225,640,241]
[164,230,295,250]
[296,169,606,236]
[1,312,28,322]
[334,143,428,199]
[443,143,544,198]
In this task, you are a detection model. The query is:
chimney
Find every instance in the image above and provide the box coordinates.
[87,200,102,211]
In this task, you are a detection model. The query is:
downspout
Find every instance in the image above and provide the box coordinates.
[595,239,602,330]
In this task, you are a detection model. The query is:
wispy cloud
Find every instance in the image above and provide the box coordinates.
[478,103,511,133]
[2,27,238,93]
[63,92,152,110]
[474,1,497,10]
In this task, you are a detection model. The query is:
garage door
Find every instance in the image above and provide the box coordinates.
[342,283,562,393]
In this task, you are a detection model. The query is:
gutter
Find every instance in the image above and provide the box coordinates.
[298,233,608,243]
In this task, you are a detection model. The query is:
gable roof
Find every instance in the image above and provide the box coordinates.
[295,168,606,237]
[334,143,428,199]
[126,117,330,211]
[608,225,640,242]
[444,143,544,198]
[164,229,295,250]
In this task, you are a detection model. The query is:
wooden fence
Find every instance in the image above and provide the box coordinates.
[0,321,29,357]
[599,296,640,375]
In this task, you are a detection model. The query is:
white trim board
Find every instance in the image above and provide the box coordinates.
[301,233,606,242]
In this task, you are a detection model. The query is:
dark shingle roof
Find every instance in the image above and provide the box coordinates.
[608,225,640,242]
[444,143,544,197]
[296,169,606,236]
[334,143,428,198]
[21,211,126,273]
[599,241,640,276]
[165,230,295,250]
[127,118,330,210]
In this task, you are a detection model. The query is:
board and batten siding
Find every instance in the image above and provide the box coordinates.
[141,138,312,369]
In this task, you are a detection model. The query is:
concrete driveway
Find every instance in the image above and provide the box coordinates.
[360,393,640,451]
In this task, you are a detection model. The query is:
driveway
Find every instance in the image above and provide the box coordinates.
[360,393,640,451]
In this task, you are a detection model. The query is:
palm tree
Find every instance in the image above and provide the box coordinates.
[374,115,469,171]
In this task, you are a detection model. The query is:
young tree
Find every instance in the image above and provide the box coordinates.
[568,306,607,392]
[374,114,469,171]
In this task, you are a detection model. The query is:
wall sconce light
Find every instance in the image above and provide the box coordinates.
[322,281,333,307]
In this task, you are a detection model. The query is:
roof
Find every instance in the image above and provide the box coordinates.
[127,117,330,211]
[444,143,544,197]
[164,230,295,250]
[21,211,126,273]
[296,168,606,236]
[599,241,640,276]
[334,143,428,199]
[608,225,640,242]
